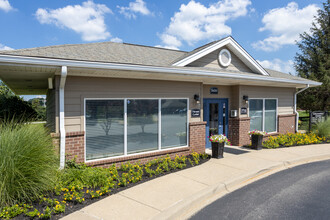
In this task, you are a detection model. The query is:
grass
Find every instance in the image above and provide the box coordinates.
[298,110,309,118]
[0,121,58,207]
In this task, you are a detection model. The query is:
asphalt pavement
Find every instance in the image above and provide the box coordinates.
[190,159,330,220]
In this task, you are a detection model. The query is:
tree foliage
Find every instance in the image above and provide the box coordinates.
[0,81,38,121]
[294,0,329,111]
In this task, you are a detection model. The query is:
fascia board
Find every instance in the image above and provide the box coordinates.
[0,54,321,86]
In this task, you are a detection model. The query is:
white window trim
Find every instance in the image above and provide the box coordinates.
[84,97,190,163]
[249,98,278,134]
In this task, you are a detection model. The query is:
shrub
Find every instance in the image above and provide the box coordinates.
[312,119,330,138]
[0,121,58,206]
[263,132,323,149]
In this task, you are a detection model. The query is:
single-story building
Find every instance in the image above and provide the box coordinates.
[0,36,321,168]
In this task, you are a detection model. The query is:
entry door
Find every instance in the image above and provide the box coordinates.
[203,98,228,148]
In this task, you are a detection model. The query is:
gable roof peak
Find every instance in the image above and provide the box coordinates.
[172,36,269,76]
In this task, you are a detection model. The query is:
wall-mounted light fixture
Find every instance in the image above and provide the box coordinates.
[194,94,200,104]
[243,95,249,103]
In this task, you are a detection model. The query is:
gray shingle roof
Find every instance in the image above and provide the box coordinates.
[0,40,317,84]
[0,42,187,67]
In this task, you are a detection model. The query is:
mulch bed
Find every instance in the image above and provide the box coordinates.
[12,154,210,219]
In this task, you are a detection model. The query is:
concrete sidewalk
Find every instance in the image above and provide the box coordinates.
[62,144,330,220]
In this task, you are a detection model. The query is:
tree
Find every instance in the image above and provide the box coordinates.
[294,0,329,111]
[0,81,37,121]
[29,98,46,121]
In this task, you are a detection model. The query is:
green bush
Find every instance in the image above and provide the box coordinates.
[312,119,330,138]
[262,132,323,149]
[0,121,58,206]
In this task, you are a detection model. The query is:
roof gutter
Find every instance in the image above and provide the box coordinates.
[294,84,310,132]
[0,54,322,87]
[59,66,67,169]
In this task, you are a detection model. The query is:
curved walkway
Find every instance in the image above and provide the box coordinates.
[62,144,330,220]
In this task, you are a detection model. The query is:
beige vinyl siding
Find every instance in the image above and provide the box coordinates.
[239,85,295,117]
[64,76,202,132]
[187,46,253,73]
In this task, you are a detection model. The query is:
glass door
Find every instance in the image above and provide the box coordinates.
[203,98,228,148]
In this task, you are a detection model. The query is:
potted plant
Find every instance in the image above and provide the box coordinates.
[248,130,266,150]
[176,132,187,145]
[209,134,231,159]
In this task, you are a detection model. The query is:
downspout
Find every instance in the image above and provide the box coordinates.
[59,66,67,169]
[294,84,309,132]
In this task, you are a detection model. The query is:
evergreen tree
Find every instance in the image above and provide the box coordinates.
[294,0,329,111]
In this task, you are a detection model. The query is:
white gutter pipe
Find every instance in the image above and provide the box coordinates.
[294,84,310,132]
[59,66,67,169]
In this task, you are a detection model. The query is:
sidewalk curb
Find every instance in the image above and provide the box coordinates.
[153,153,330,220]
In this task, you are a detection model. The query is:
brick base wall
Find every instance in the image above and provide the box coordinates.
[278,114,296,134]
[51,122,206,168]
[228,117,251,146]
[65,131,85,163]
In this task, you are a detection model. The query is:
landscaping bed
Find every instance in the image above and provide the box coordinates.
[0,152,210,219]
[243,132,329,149]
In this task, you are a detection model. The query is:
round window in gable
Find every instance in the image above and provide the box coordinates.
[218,49,231,67]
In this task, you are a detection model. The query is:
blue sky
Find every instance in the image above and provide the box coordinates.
[0,0,324,100]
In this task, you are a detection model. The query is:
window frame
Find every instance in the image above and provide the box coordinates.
[249,98,278,133]
[84,97,189,163]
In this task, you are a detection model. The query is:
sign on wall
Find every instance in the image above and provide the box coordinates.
[241,107,247,115]
[191,109,201,117]
[210,87,218,94]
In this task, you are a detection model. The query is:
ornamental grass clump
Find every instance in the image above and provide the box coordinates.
[313,119,330,139]
[209,134,231,145]
[0,121,58,207]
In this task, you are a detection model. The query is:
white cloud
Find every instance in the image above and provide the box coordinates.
[35,0,112,41]
[0,43,13,50]
[0,0,13,12]
[118,0,151,19]
[258,59,295,74]
[159,0,251,49]
[110,37,123,43]
[253,2,319,52]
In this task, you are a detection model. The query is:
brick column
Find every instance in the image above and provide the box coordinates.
[229,117,251,146]
[189,121,207,154]
[278,114,296,134]
[65,131,85,163]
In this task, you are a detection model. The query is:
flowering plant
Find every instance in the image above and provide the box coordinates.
[248,130,266,136]
[209,134,231,145]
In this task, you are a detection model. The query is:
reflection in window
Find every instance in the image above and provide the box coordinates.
[249,99,277,133]
[127,99,158,154]
[85,98,189,160]
[161,99,187,148]
[86,100,124,160]
[265,99,277,132]
[249,99,263,131]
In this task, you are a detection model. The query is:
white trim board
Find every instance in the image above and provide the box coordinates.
[172,36,269,76]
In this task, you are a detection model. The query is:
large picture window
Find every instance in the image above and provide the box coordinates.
[249,99,277,133]
[86,100,124,161]
[85,98,189,161]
